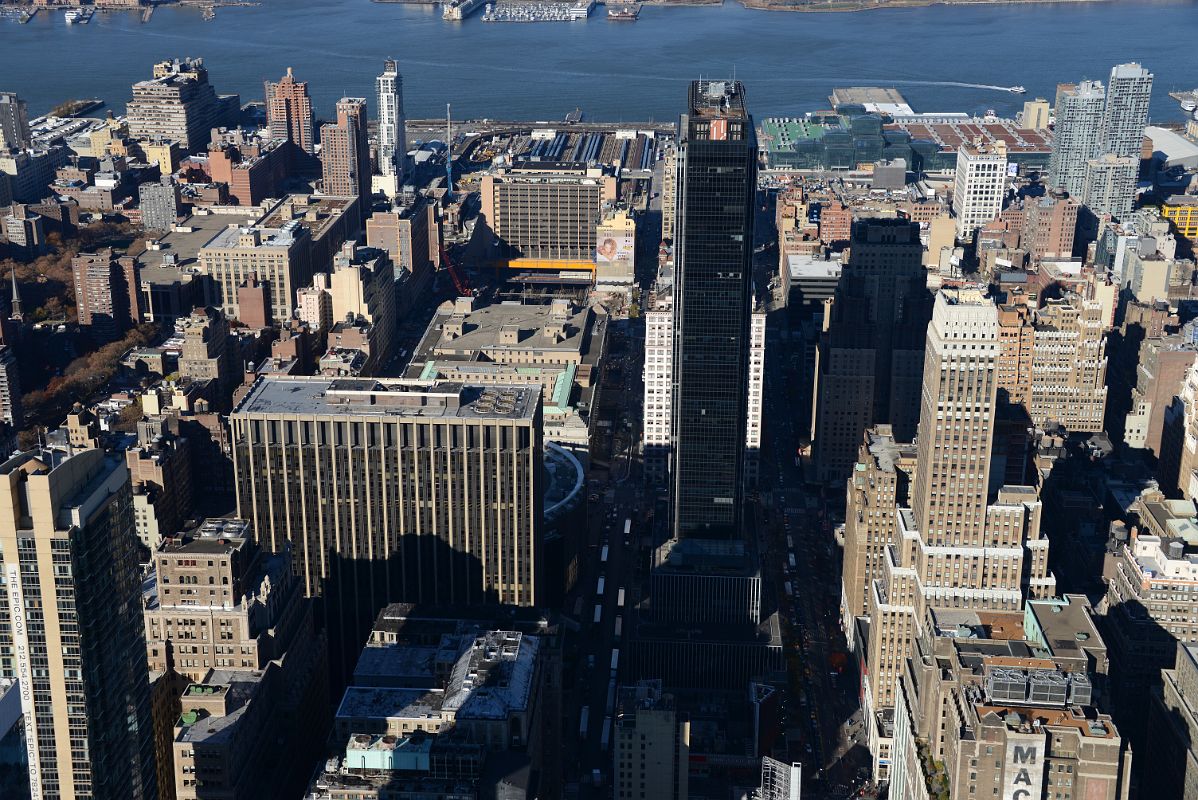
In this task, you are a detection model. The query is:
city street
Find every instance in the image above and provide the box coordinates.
[566,312,648,795]
[560,175,879,798]
[753,263,875,797]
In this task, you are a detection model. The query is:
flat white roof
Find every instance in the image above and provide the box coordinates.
[1146,126,1198,169]
[787,253,842,281]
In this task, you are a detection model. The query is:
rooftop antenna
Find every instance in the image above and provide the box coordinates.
[446,103,454,198]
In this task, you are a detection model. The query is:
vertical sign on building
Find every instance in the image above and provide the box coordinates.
[6,563,42,800]
[709,118,728,141]
[1003,735,1045,800]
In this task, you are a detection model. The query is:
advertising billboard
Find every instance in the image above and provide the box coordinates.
[595,222,635,284]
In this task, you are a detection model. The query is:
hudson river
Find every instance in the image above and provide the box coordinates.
[1,0,1195,122]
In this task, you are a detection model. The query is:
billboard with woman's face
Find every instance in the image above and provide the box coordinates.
[595,228,634,281]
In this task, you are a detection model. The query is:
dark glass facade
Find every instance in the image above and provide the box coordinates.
[671,81,757,539]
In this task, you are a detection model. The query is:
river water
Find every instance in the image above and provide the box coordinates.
[0,0,1195,122]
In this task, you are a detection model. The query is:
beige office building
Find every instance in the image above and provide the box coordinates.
[996,294,1108,432]
[997,302,1035,408]
[365,192,439,314]
[479,168,616,273]
[143,518,328,800]
[852,288,1055,780]
[1028,296,1108,432]
[1161,357,1198,500]
[661,146,677,243]
[1104,488,1198,684]
[0,447,157,800]
[595,207,637,285]
[952,140,1008,241]
[328,243,397,372]
[888,598,1130,800]
[841,426,915,627]
[231,377,545,664]
[127,419,193,551]
[405,296,607,450]
[198,220,313,323]
[614,680,689,800]
[178,305,235,395]
[1017,97,1052,130]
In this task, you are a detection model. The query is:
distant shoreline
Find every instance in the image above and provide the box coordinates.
[740,0,1108,12]
[370,0,1112,10]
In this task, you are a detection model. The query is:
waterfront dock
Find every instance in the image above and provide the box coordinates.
[482,0,594,22]
[1169,89,1198,111]
[443,0,486,20]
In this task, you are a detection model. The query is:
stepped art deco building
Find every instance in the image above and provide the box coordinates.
[842,287,1056,780]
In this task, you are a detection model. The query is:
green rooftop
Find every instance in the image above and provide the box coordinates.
[760,118,827,151]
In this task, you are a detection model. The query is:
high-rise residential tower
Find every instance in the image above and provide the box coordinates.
[1102,62,1153,161]
[812,219,931,484]
[1083,153,1139,218]
[0,447,157,800]
[320,98,371,218]
[0,91,30,151]
[127,58,235,153]
[1048,80,1106,197]
[72,249,142,342]
[139,177,181,233]
[264,66,315,155]
[375,60,407,180]
[670,79,757,540]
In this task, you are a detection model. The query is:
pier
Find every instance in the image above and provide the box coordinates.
[443,0,486,20]
[482,0,593,21]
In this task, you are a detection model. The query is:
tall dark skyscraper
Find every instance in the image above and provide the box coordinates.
[670,80,757,540]
[811,219,931,484]
[634,83,782,690]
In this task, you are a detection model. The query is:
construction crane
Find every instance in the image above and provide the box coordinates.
[440,244,471,297]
